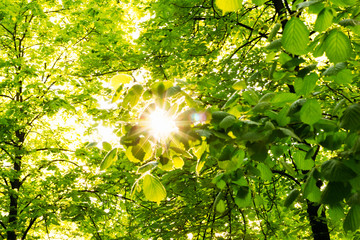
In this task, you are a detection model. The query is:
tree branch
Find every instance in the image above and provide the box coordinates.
[0,220,6,230]
[21,217,38,240]
[272,170,301,185]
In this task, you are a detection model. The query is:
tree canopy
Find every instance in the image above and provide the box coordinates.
[0,0,360,239]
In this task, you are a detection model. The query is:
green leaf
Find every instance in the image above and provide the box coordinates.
[324,29,352,63]
[252,102,271,113]
[328,204,345,221]
[257,163,273,181]
[235,186,252,208]
[252,0,266,6]
[242,89,259,105]
[268,23,281,42]
[302,73,318,96]
[271,93,297,107]
[321,159,357,182]
[216,179,226,190]
[142,174,166,204]
[279,127,301,141]
[340,104,360,131]
[344,205,360,232]
[322,62,346,76]
[321,181,351,205]
[219,115,236,130]
[125,146,145,163]
[282,18,310,55]
[170,146,193,159]
[173,156,184,169]
[284,189,300,208]
[280,160,297,176]
[303,169,321,202]
[85,142,97,148]
[100,148,118,170]
[102,141,112,151]
[216,199,226,213]
[296,0,323,9]
[293,150,314,170]
[314,8,333,32]
[166,85,181,97]
[266,39,282,51]
[211,111,231,125]
[223,92,240,109]
[333,69,353,85]
[137,161,158,174]
[339,19,360,27]
[300,99,322,125]
[275,107,291,126]
[193,141,208,160]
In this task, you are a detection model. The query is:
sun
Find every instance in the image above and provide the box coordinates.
[148,108,178,141]
[147,108,178,141]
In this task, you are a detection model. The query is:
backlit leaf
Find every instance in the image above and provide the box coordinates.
[282,18,310,55]
[110,74,132,89]
[142,174,166,204]
[324,29,352,63]
[173,156,184,169]
[314,8,333,32]
[100,148,118,170]
[215,0,242,13]
[102,141,112,151]
[112,85,123,103]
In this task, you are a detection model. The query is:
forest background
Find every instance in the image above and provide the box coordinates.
[0,0,360,239]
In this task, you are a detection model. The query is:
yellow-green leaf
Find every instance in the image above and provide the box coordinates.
[216,199,226,213]
[196,159,206,176]
[142,174,166,204]
[232,80,246,90]
[102,141,112,151]
[100,148,118,170]
[110,74,132,89]
[173,156,184,169]
[112,85,123,103]
[215,0,242,13]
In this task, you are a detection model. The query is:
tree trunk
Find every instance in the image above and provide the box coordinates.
[306,200,330,240]
[7,130,24,240]
[7,161,20,240]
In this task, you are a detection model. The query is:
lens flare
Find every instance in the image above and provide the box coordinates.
[148,108,178,141]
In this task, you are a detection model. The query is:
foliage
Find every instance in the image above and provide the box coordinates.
[1,0,360,239]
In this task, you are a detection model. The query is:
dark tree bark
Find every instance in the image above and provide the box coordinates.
[306,200,330,240]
